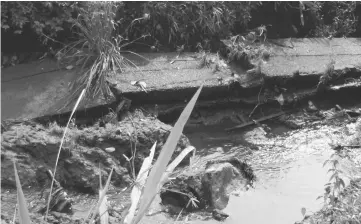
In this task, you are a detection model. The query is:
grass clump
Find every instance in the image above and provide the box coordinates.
[220,32,272,70]
[58,2,149,109]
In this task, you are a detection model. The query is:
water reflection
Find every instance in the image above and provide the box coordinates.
[186,123,344,224]
[222,154,330,224]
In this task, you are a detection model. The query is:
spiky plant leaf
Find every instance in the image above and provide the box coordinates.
[99,188,109,224]
[161,145,195,185]
[13,161,31,224]
[87,168,114,224]
[131,85,203,224]
[124,142,157,224]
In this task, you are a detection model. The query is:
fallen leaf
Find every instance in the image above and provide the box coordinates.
[66,65,74,70]
[131,80,147,92]
[275,93,284,106]
[138,81,147,89]
[301,207,306,217]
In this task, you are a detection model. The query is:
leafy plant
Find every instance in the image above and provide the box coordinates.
[321,150,347,207]
[313,145,361,224]
[124,85,203,224]
[221,33,271,71]
[58,1,150,110]
[311,2,360,37]
[1,1,75,44]
[116,2,261,51]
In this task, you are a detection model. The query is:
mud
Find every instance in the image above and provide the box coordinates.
[2,49,361,224]
[1,110,189,193]
[2,100,361,224]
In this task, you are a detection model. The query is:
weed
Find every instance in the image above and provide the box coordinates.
[312,2,360,38]
[317,59,336,92]
[220,33,272,70]
[307,144,361,224]
[124,86,203,224]
[321,149,347,207]
[197,51,212,69]
[58,2,150,110]
[87,168,114,224]
[45,89,86,221]
[48,122,64,136]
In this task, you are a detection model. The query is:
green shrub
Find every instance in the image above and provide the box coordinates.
[116,1,261,51]
[1,1,76,45]
[1,2,360,54]
[311,2,360,37]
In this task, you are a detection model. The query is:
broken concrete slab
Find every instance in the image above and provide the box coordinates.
[1,38,360,122]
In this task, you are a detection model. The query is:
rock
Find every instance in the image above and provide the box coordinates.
[203,162,247,210]
[105,147,116,153]
[212,209,229,221]
[306,100,318,113]
[1,114,190,193]
[160,151,254,212]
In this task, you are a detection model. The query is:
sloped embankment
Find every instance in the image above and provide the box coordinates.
[1,112,190,193]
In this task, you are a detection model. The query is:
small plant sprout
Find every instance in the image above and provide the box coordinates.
[98,169,110,224]
[87,168,114,224]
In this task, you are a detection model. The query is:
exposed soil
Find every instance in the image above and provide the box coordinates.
[1,40,361,223]
[2,95,361,224]
[1,110,190,193]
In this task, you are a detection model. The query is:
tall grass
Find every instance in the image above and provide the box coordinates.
[58,2,150,110]
[127,85,203,224]
[44,89,86,221]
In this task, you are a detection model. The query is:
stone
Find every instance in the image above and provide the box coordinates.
[160,152,254,212]
[212,209,229,221]
[202,162,247,210]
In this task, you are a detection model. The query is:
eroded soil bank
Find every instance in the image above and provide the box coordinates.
[2,56,361,224]
[2,91,361,224]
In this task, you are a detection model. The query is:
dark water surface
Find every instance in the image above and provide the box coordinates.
[184,121,353,224]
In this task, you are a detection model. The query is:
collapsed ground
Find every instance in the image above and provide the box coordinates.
[2,82,361,224]
[1,36,361,224]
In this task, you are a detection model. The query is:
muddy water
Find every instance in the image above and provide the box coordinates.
[185,120,352,224]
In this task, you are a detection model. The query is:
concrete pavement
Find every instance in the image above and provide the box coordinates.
[1,38,360,121]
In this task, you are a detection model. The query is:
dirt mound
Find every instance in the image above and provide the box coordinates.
[1,113,190,193]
